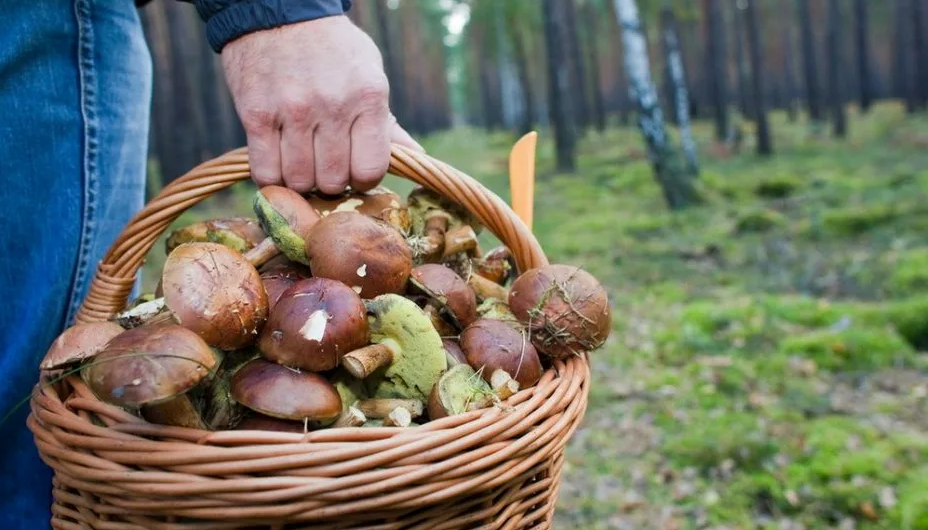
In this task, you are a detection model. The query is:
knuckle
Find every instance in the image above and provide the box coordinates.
[355,79,389,107]
[240,107,277,131]
[281,97,314,124]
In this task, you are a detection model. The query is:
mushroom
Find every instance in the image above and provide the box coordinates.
[258,278,369,372]
[341,294,447,402]
[442,338,468,367]
[307,186,402,220]
[161,242,269,350]
[460,318,542,389]
[406,186,483,264]
[41,321,125,371]
[81,324,219,428]
[472,246,515,285]
[234,413,305,433]
[260,263,311,312]
[408,264,478,329]
[303,211,412,298]
[508,264,612,359]
[165,217,265,255]
[252,185,322,266]
[476,297,519,323]
[355,398,424,419]
[467,273,511,302]
[230,358,342,427]
[200,348,258,430]
[427,363,494,420]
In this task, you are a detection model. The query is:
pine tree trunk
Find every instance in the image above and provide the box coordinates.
[613,0,701,210]
[826,0,847,137]
[164,2,208,176]
[732,0,752,119]
[374,0,406,125]
[912,0,928,110]
[139,5,177,186]
[543,0,576,171]
[893,0,910,102]
[797,0,823,122]
[853,0,872,113]
[704,0,730,141]
[582,2,607,132]
[783,24,798,122]
[745,0,773,155]
[661,7,698,176]
[511,25,536,135]
[563,0,590,131]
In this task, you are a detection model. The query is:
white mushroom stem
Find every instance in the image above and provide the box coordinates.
[114,298,175,329]
[442,225,478,258]
[422,212,450,259]
[356,398,424,419]
[243,237,280,268]
[468,274,511,301]
[332,406,366,428]
[342,343,395,379]
[491,369,520,400]
[382,406,413,427]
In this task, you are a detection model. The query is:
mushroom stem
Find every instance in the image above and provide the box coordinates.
[423,304,457,337]
[142,394,205,429]
[443,225,478,258]
[114,298,168,328]
[382,406,413,427]
[332,406,367,428]
[243,237,280,268]
[355,398,424,419]
[342,343,395,379]
[490,369,520,400]
[468,274,511,301]
[423,213,449,260]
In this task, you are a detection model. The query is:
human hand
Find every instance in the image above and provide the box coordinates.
[221,16,422,194]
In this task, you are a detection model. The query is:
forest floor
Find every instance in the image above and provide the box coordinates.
[143,102,928,529]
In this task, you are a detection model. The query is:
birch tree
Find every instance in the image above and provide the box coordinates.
[660,7,698,177]
[612,0,701,209]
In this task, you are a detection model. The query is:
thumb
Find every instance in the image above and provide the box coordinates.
[389,117,425,153]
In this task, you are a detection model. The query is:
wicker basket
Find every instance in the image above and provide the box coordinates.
[28,145,591,529]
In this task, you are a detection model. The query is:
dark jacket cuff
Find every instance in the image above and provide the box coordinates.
[197,0,353,53]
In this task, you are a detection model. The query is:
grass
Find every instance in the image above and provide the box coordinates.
[143,102,928,529]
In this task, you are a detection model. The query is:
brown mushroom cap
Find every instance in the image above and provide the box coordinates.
[260,263,311,312]
[162,242,269,350]
[258,278,369,372]
[473,246,515,285]
[82,324,218,408]
[254,185,322,265]
[234,413,305,433]
[204,217,266,252]
[304,211,412,298]
[307,186,402,219]
[508,264,611,359]
[460,318,542,389]
[442,339,468,367]
[409,264,477,328]
[41,321,125,371]
[230,358,342,423]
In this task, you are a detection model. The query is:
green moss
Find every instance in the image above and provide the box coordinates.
[734,208,786,233]
[778,327,916,371]
[755,176,801,199]
[823,204,900,235]
[662,412,778,472]
[894,470,928,529]
[886,249,928,297]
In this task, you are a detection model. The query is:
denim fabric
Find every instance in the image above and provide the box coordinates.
[0,0,151,528]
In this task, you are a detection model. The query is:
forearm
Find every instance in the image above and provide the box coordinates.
[182,0,353,52]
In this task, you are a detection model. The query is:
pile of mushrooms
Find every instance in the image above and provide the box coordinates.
[40,183,612,433]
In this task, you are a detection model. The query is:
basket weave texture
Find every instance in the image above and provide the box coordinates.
[28,145,591,529]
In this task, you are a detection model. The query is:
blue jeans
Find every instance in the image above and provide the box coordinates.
[0,1,151,528]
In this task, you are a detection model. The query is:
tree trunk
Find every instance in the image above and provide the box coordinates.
[660,7,698,176]
[139,5,177,185]
[704,0,730,141]
[563,0,590,131]
[853,0,872,113]
[782,24,798,122]
[745,0,773,155]
[582,1,607,132]
[613,0,701,210]
[732,0,751,119]
[913,0,928,110]
[164,3,208,182]
[510,25,536,135]
[796,0,823,122]
[826,0,847,137]
[374,0,406,125]
[543,0,576,171]
[893,0,910,103]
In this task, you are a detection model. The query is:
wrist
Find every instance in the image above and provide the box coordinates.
[199,0,352,53]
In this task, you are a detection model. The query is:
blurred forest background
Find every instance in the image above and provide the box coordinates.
[138,1,928,529]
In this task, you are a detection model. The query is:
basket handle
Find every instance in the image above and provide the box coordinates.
[75,144,549,324]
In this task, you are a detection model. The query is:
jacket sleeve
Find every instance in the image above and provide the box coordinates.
[189,0,353,53]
